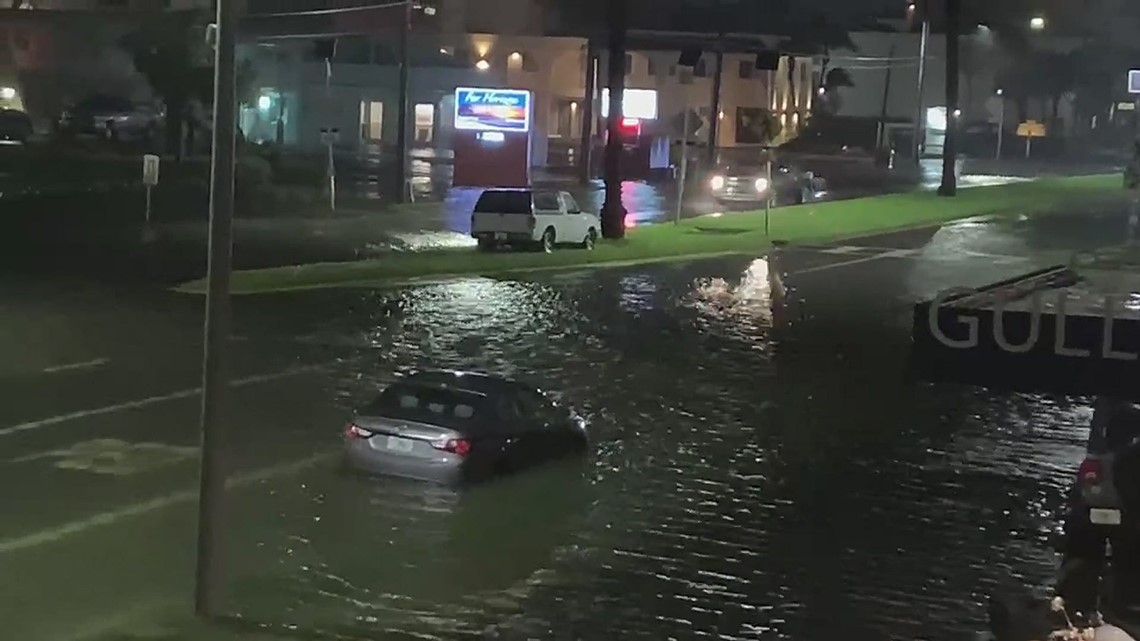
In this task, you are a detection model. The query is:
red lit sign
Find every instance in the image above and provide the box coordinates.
[618,117,642,139]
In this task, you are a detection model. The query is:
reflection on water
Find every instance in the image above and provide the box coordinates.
[232,255,1089,640]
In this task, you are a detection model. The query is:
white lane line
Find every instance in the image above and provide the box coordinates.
[0,362,334,439]
[792,250,919,275]
[42,358,110,374]
[0,451,335,556]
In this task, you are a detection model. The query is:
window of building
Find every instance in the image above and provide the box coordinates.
[647,58,660,77]
[739,60,755,79]
[360,100,383,141]
[624,53,633,76]
[414,103,434,144]
[507,51,539,73]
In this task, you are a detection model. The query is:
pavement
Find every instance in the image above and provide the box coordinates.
[2,193,1137,640]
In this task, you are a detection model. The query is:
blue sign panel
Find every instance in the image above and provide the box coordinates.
[1130,69,1140,95]
[454,88,531,132]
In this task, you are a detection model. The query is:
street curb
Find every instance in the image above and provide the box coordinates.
[171,176,1125,296]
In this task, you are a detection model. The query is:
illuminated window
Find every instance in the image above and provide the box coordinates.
[414,103,434,143]
[360,100,383,141]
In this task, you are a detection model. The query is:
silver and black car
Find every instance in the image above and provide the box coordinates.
[343,370,589,486]
[707,161,827,206]
[57,95,163,143]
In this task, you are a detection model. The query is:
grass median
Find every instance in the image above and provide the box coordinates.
[174,174,1123,295]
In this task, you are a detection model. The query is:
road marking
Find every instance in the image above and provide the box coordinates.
[0,362,334,439]
[0,451,335,556]
[792,249,920,275]
[11,438,199,475]
[816,245,867,255]
[42,358,109,374]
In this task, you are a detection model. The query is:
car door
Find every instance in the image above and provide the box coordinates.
[516,387,575,462]
[559,192,589,240]
[532,191,563,240]
[494,392,545,474]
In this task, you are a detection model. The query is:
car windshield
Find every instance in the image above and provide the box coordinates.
[363,383,488,429]
[76,95,133,113]
[474,190,531,214]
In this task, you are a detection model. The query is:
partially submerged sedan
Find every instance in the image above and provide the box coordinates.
[343,370,589,485]
[708,161,827,206]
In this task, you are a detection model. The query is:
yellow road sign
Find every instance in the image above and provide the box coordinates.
[1017,121,1046,137]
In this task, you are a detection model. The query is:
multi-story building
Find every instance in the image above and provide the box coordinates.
[239,0,817,167]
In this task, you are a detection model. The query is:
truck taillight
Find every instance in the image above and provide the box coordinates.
[1078,457,1102,486]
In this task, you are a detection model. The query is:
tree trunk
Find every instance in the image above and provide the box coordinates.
[601,0,628,239]
[938,0,960,197]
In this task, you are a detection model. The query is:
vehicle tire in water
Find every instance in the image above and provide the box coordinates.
[582,228,597,250]
[541,227,556,253]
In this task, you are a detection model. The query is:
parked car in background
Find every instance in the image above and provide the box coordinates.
[343,370,589,486]
[0,109,33,144]
[1058,397,1140,616]
[707,160,827,206]
[57,95,163,143]
[471,188,600,253]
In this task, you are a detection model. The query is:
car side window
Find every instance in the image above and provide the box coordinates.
[562,193,581,214]
[533,193,561,213]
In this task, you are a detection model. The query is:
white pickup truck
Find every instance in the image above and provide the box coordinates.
[470,189,601,253]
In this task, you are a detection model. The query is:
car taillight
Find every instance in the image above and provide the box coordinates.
[344,423,368,439]
[1078,457,1102,486]
[433,438,471,457]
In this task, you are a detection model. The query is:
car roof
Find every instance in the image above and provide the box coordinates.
[400,369,529,395]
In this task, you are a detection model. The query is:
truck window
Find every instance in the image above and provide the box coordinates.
[474,190,532,214]
[533,192,561,212]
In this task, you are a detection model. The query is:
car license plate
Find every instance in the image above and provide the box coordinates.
[494,232,507,240]
[385,436,415,453]
[1090,508,1122,525]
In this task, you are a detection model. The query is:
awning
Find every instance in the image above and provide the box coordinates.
[911,265,1140,400]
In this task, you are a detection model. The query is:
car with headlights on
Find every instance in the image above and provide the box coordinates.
[343,370,589,486]
[708,161,827,206]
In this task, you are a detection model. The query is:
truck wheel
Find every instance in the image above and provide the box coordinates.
[541,227,556,253]
[582,228,597,250]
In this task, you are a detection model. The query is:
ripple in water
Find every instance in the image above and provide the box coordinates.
[229,256,1086,641]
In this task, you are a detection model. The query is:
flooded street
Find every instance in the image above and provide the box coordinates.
[1,206,1133,640]
[217,225,1108,639]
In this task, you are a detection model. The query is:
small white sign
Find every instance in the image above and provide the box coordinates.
[320,127,340,144]
[1129,69,1140,95]
[142,154,160,186]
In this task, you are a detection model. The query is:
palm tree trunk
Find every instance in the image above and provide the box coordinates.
[601,0,628,239]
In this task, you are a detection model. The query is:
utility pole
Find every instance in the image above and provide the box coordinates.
[939,0,960,196]
[912,1,930,164]
[395,0,412,203]
[707,49,724,165]
[195,0,237,619]
[601,0,628,240]
[579,39,597,185]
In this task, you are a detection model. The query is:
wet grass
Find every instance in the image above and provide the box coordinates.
[175,174,1123,295]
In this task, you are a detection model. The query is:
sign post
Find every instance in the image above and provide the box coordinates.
[320,127,339,212]
[141,153,160,243]
[1016,120,1046,159]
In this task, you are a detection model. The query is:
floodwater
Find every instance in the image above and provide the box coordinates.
[223,247,1095,640]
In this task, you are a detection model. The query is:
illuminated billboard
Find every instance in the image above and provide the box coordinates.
[454,87,531,132]
[601,88,658,120]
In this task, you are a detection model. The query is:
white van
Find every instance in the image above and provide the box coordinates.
[470,189,601,253]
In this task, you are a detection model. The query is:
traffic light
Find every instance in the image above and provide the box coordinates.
[313,38,337,61]
[756,50,780,71]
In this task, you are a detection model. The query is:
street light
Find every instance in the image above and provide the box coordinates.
[475,59,490,71]
[1030,16,1046,31]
